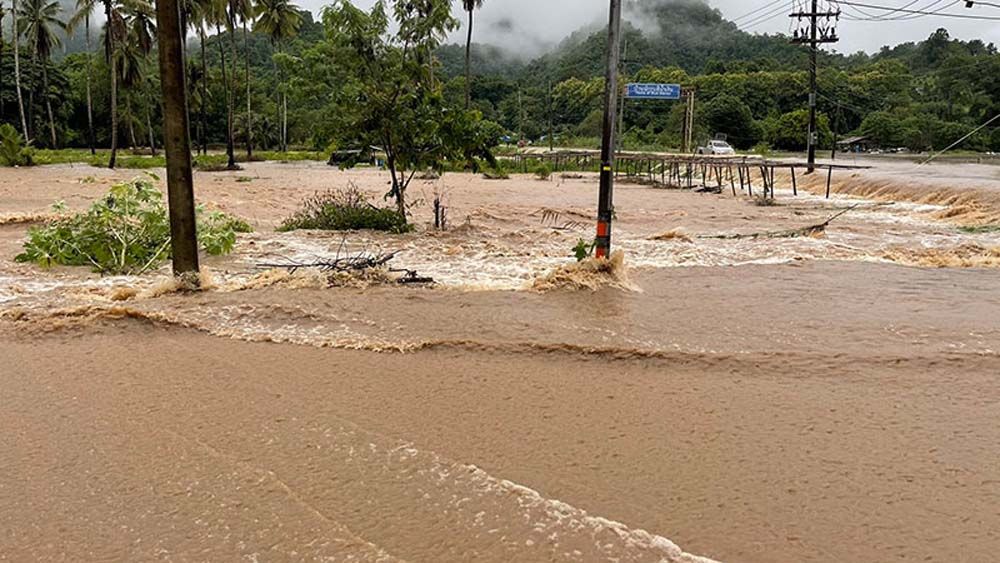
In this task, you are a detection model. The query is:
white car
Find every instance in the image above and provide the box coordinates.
[697,140,736,155]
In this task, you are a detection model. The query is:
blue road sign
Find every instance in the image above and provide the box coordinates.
[625,83,681,100]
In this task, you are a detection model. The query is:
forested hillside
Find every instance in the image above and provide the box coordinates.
[1,0,998,155]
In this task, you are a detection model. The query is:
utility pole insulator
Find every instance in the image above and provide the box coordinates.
[790,0,839,173]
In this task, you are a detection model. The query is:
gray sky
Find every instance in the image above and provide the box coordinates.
[299,0,1000,57]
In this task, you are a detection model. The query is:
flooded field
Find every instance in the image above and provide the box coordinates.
[3,161,1000,562]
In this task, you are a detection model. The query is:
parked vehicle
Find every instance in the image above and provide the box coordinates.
[697,140,736,155]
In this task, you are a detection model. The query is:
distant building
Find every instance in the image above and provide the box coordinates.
[837,135,875,153]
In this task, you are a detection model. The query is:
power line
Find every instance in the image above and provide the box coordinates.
[832,0,1000,20]
[918,113,1000,165]
[732,0,792,23]
[742,4,797,29]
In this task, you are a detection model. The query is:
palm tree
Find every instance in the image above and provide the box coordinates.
[1,1,6,118]
[203,0,239,168]
[188,0,212,155]
[462,0,483,109]
[10,0,30,139]
[116,0,155,152]
[18,0,66,148]
[68,0,99,154]
[227,0,253,159]
[102,0,126,168]
[254,0,299,152]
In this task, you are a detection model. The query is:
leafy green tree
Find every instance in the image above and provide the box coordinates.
[323,0,498,220]
[702,93,759,149]
[765,109,831,151]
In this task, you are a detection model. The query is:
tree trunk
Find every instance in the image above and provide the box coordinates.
[146,104,157,156]
[43,62,57,148]
[464,9,472,109]
[28,49,36,140]
[216,23,235,169]
[153,0,200,277]
[0,9,5,117]
[10,0,29,140]
[244,20,252,159]
[199,27,207,155]
[85,15,95,154]
[386,152,406,220]
[127,98,137,149]
[226,13,239,168]
[106,0,118,169]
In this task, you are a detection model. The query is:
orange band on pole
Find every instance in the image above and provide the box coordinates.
[597,221,610,238]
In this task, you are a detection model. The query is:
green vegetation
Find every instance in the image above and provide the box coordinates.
[0,123,35,166]
[278,185,411,234]
[1,0,998,161]
[16,177,252,274]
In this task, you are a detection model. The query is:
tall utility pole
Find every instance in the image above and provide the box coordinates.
[155,0,201,277]
[548,81,554,152]
[681,90,696,153]
[615,37,628,153]
[595,0,623,260]
[790,0,839,173]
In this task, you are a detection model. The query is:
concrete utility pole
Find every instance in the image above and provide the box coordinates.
[595,0,623,259]
[790,0,839,173]
[155,0,201,277]
[616,37,628,153]
[682,90,696,153]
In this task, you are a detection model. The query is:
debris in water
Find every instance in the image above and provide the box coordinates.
[531,251,637,292]
[649,228,693,243]
[701,204,860,240]
[883,244,1000,268]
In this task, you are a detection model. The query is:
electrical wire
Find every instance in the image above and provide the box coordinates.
[832,0,1000,20]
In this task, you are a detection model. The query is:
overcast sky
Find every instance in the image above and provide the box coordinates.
[299,0,1000,57]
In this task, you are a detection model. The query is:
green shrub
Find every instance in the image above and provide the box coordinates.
[0,124,35,166]
[751,141,772,157]
[278,184,411,234]
[16,177,252,274]
[533,162,553,180]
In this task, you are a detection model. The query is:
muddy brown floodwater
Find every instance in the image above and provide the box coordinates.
[2,161,1000,562]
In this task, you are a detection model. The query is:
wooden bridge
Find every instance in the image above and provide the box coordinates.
[510,150,870,199]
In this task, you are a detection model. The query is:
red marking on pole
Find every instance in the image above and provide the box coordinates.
[597,221,610,237]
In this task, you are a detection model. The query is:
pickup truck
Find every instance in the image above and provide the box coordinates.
[697,140,736,155]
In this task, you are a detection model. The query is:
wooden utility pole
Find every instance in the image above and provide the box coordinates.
[595,0,622,260]
[155,0,201,276]
[791,1,838,173]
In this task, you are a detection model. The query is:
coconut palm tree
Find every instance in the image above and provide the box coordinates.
[187,0,213,154]
[0,1,6,117]
[227,0,253,159]
[101,0,126,168]
[68,0,98,154]
[462,0,483,109]
[254,0,299,151]
[9,0,30,139]
[18,0,66,148]
[116,0,155,151]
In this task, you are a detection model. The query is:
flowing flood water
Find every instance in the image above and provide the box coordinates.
[2,161,1000,562]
